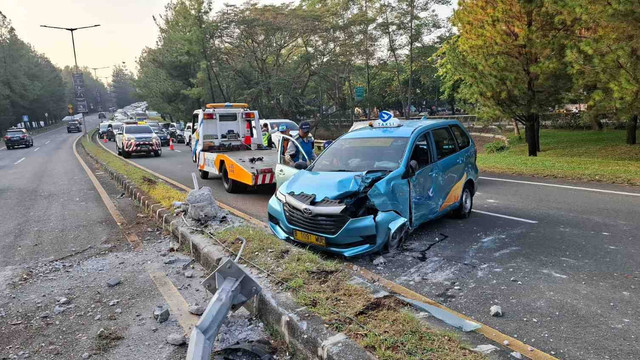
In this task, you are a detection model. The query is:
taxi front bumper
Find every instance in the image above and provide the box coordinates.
[267,195,407,257]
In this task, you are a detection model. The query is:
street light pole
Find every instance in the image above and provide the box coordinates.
[40,24,100,134]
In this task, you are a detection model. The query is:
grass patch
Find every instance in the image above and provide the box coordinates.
[81,131,185,208]
[478,129,640,186]
[213,226,483,360]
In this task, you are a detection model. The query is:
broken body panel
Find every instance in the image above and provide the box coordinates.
[267,119,478,257]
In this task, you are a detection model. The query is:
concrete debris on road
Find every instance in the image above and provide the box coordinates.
[106,277,121,287]
[490,305,503,317]
[372,256,386,266]
[184,270,194,278]
[472,344,499,354]
[510,351,523,359]
[109,299,120,306]
[186,186,223,223]
[56,297,70,305]
[153,305,170,323]
[167,333,186,346]
[53,305,65,315]
[82,352,91,359]
[189,304,205,316]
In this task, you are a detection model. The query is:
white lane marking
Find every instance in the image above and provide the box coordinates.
[14,157,25,165]
[472,209,538,224]
[33,147,40,152]
[480,176,640,197]
[45,140,51,144]
[174,149,181,153]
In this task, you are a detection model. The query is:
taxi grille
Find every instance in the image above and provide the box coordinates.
[283,203,349,236]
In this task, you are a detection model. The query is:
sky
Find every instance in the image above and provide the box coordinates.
[1,0,455,84]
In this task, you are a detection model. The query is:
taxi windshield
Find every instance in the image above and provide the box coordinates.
[310,137,409,172]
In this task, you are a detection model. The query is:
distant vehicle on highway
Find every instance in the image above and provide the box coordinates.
[268,115,478,257]
[107,122,123,142]
[184,121,198,146]
[67,120,82,133]
[98,112,107,120]
[115,124,161,158]
[3,128,33,149]
[153,128,170,146]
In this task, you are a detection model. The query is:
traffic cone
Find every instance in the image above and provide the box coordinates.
[169,137,174,151]
[243,120,252,146]
[103,134,107,143]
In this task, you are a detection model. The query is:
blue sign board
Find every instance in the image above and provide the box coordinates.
[22,115,29,122]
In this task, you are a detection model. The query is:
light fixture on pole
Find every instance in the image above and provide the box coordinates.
[40,24,100,134]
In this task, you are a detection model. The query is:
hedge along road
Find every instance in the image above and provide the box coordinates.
[90,117,640,359]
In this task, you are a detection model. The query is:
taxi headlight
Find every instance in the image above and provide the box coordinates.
[276,189,287,203]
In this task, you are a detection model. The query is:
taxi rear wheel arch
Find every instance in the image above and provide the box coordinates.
[453,182,474,219]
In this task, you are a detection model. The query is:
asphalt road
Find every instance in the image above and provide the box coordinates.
[0,121,121,268]
[94,121,640,359]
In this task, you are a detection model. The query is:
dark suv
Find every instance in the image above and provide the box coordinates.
[67,121,82,133]
[3,128,33,149]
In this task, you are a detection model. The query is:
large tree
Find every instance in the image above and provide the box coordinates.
[111,65,138,108]
[566,1,640,145]
[437,0,575,156]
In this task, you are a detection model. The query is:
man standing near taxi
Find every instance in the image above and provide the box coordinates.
[285,121,315,165]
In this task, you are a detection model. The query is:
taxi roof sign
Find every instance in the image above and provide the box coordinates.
[206,103,249,109]
[371,110,402,128]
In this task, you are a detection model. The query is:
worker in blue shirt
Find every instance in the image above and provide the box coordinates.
[285,121,315,165]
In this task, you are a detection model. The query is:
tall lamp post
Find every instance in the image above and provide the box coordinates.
[40,24,100,134]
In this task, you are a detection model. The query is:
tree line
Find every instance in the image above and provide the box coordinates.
[136,0,451,124]
[136,0,639,157]
[0,11,140,134]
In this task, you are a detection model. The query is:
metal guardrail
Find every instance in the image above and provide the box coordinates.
[186,237,261,360]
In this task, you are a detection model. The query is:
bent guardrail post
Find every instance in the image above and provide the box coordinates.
[186,237,261,360]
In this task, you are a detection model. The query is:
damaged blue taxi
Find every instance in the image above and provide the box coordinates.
[267,113,478,257]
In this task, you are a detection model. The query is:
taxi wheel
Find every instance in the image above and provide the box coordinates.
[387,224,408,253]
[153,150,161,157]
[453,186,473,219]
[221,163,246,193]
[199,170,209,179]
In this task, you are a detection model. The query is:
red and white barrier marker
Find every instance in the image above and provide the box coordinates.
[169,137,174,151]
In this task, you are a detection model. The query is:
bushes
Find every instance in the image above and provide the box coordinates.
[484,140,508,153]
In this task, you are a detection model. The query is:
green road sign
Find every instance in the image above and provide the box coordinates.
[354,86,365,101]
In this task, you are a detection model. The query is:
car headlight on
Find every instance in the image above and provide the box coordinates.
[276,189,287,203]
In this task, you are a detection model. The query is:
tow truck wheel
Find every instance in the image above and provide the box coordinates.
[153,149,162,157]
[199,170,209,179]
[221,163,246,193]
[453,185,473,219]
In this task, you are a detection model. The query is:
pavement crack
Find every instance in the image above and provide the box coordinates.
[413,233,449,262]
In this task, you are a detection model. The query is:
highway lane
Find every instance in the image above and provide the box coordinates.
[0,117,121,268]
[88,120,640,358]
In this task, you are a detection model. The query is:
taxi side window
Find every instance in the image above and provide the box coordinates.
[432,127,458,160]
[450,125,470,150]
[410,134,431,169]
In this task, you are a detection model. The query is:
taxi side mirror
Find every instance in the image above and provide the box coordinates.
[402,160,419,179]
[294,161,308,170]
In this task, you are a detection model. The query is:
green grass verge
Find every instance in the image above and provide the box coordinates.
[81,131,185,208]
[478,129,640,186]
[213,226,483,360]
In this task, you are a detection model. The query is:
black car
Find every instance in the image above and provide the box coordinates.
[67,121,82,133]
[3,128,33,149]
[98,112,107,120]
[153,128,170,146]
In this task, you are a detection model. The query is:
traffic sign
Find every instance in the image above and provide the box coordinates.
[76,100,88,113]
[354,86,365,101]
[22,115,29,122]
